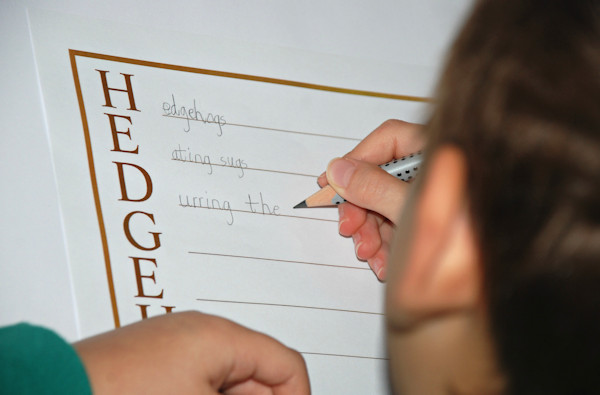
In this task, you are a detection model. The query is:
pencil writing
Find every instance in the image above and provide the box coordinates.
[162,94,226,135]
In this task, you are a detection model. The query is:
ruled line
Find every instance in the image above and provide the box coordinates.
[171,158,318,178]
[179,204,337,222]
[162,114,362,141]
[188,251,371,271]
[227,121,362,141]
[300,351,388,361]
[195,298,383,316]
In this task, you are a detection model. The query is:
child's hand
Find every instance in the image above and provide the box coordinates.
[74,311,310,394]
[318,120,423,281]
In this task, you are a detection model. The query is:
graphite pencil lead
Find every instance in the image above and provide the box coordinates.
[293,200,308,209]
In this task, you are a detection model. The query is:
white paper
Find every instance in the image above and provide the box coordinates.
[29,9,432,394]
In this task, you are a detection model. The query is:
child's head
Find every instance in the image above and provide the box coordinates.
[386,0,600,393]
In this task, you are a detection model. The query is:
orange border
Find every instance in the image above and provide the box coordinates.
[68,49,430,328]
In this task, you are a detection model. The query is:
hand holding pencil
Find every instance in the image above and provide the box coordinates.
[300,120,424,281]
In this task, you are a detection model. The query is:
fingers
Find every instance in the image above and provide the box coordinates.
[324,120,423,282]
[222,379,274,395]
[346,119,424,164]
[326,157,409,223]
[353,213,383,260]
[317,172,328,188]
[338,203,368,236]
[338,204,394,281]
[211,316,310,394]
[75,311,310,395]
[370,221,394,280]
[316,119,423,189]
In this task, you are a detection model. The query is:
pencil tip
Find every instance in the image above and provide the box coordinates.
[293,200,307,209]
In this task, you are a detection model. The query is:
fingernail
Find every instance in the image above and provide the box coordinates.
[370,257,384,280]
[338,204,345,220]
[327,158,356,188]
[317,172,327,186]
[376,266,385,281]
[338,205,346,234]
[353,233,363,258]
[338,218,347,235]
[355,242,364,259]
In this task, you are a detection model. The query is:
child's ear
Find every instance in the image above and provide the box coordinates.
[387,145,481,327]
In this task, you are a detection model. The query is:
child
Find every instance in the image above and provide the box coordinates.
[3,0,597,393]
[327,0,600,393]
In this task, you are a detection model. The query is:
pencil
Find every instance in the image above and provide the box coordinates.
[294,151,423,208]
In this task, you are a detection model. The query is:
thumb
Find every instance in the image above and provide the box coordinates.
[326,157,409,223]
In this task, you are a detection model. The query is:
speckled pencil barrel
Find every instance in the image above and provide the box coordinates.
[329,151,423,205]
[294,151,423,208]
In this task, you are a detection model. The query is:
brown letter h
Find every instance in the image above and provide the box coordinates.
[96,69,140,112]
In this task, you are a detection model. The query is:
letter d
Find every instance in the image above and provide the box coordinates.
[114,161,153,202]
[170,94,177,115]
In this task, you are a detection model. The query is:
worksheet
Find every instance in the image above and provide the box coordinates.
[29,9,431,394]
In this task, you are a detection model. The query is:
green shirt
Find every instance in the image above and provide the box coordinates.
[0,323,91,394]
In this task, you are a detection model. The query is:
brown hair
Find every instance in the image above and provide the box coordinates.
[425,0,600,393]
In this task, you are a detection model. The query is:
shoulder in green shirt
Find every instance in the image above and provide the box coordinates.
[0,323,91,394]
